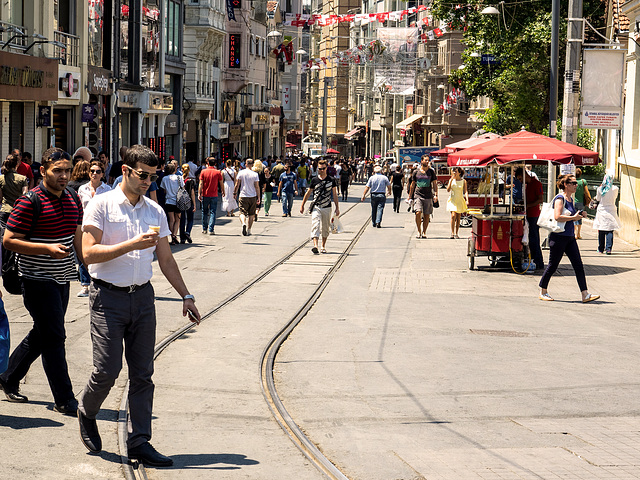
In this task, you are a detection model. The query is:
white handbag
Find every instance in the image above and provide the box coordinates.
[537,197,568,233]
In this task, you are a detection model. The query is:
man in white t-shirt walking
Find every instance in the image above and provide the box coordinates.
[234,158,260,236]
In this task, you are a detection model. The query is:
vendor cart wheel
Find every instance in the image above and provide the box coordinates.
[460,214,472,228]
[489,256,498,268]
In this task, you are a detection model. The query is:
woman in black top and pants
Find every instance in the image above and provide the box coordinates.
[539,174,599,303]
[391,165,405,212]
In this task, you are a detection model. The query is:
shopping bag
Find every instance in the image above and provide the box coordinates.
[537,201,566,233]
[522,219,529,245]
[331,214,344,234]
[0,298,9,374]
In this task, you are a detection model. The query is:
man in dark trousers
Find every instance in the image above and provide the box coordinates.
[78,145,201,467]
[516,167,545,270]
[0,148,82,415]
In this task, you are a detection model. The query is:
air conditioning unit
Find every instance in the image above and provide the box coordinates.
[210,121,229,140]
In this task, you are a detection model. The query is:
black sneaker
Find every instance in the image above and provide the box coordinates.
[128,442,173,467]
[0,378,28,403]
[54,398,78,416]
[311,246,319,254]
[242,225,247,236]
[78,411,102,453]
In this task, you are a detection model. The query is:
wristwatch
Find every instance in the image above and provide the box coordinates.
[183,294,195,302]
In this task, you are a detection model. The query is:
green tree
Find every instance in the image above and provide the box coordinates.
[430,1,605,134]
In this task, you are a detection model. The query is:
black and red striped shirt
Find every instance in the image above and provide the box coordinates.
[7,184,83,284]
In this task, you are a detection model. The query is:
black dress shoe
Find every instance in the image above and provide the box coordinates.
[54,398,78,416]
[0,378,28,403]
[78,411,102,453]
[128,442,173,467]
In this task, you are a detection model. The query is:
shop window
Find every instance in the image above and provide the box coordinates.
[164,0,181,57]
[54,1,73,34]
[142,0,161,88]
[120,0,129,81]
[88,0,105,66]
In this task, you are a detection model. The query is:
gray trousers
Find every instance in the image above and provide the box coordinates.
[78,282,156,449]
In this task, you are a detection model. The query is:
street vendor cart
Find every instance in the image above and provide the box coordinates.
[447,129,601,272]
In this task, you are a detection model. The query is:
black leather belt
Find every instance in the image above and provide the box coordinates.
[92,278,150,294]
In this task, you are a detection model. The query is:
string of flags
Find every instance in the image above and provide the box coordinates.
[283,5,430,27]
[436,87,465,114]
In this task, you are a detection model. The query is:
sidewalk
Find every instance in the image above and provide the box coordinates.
[2,190,639,479]
[276,208,640,479]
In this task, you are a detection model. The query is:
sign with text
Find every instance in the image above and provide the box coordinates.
[0,51,57,101]
[229,34,241,68]
[581,49,624,129]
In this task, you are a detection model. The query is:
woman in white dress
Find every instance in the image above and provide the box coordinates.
[591,173,622,255]
[221,159,238,216]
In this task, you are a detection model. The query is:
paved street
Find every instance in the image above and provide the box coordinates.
[1,184,639,479]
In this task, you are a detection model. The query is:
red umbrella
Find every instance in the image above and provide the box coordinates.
[285,142,296,148]
[326,148,340,154]
[447,130,600,167]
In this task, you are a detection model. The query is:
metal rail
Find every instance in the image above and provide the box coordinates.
[118,201,364,479]
[260,216,369,480]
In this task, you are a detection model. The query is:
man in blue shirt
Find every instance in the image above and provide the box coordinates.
[361,165,392,227]
[278,162,299,217]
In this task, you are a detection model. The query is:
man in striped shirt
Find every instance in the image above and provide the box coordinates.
[0,148,83,415]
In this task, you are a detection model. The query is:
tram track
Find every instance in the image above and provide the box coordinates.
[119,200,368,480]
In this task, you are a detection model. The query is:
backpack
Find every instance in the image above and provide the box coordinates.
[1,187,81,295]
[176,184,192,211]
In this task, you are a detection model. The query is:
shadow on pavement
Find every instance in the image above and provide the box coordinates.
[168,453,259,469]
[0,413,64,429]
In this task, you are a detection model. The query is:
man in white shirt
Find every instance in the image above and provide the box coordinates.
[234,158,260,236]
[77,145,201,467]
[187,158,198,180]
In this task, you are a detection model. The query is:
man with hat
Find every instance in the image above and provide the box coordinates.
[361,165,391,228]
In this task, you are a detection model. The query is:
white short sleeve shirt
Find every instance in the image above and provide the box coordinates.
[82,186,171,287]
[237,169,259,197]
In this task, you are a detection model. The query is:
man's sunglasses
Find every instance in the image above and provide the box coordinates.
[125,165,158,182]
[48,151,71,161]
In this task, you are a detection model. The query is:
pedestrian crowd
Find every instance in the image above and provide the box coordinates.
[0,142,620,468]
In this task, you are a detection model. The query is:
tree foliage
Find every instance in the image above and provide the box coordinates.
[430,0,606,134]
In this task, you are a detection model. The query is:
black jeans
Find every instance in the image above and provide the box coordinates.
[340,182,349,201]
[527,216,544,269]
[0,279,73,404]
[392,185,403,212]
[539,234,587,292]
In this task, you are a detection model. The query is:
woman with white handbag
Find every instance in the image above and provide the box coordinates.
[538,174,600,303]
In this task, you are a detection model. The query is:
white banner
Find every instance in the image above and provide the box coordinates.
[374,28,418,94]
[581,49,625,129]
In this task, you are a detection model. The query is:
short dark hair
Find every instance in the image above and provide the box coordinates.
[41,148,71,171]
[123,145,159,169]
[119,146,129,159]
[22,152,32,161]
[515,167,524,178]
[207,156,216,166]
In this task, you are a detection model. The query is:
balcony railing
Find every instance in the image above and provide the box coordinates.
[0,21,29,52]
[54,30,80,67]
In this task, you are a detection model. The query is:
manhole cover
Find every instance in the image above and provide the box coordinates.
[470,329,531,337]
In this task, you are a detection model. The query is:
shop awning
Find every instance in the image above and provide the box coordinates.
[395,113,424,130]
[344,127,363,140]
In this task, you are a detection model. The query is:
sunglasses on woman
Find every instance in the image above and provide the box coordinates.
[566,181,578,186]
